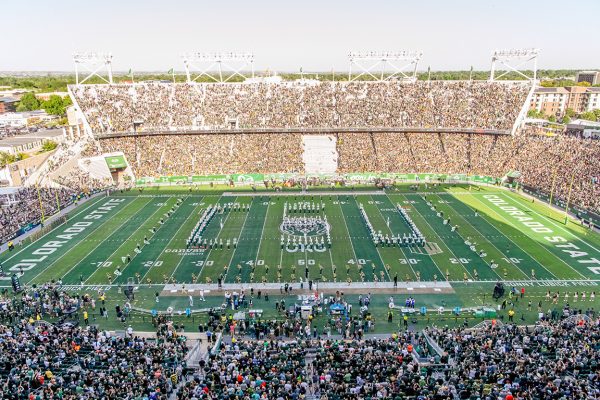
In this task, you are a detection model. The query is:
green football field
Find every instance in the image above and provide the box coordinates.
[2,183,600,292]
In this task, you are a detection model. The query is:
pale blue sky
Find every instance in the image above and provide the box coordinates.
[2,0,599,72]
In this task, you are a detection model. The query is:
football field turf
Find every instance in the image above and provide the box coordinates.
[2,184,600,292]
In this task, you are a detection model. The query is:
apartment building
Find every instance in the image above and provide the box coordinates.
[530,86,600,116]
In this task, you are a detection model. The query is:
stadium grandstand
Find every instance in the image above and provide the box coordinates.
[1,47,599,400]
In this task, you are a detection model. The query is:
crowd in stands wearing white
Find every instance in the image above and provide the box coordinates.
[71,81,529,133]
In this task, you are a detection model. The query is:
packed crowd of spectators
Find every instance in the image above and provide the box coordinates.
[90,133,304,176]
[54,169,113,193]
[424,319,600,399]
[0,187,75,245]
[67,79,600,212]
[0,280,191,399]
[86,129,600,213]
[177,317,599,399]
[71,80,529,133]
[0,321,188,399]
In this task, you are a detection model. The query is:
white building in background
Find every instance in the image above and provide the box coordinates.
[0,110,58,128]
[0,129,64,154]
[530,86,600,116]
[529,87,569,116]
[586,88,600,112]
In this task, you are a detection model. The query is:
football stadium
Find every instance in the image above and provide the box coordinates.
[1,4,600,398]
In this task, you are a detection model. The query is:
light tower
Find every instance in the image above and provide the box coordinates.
[73,52,114,85]
[489,48,541,135]
[348,51,423,82]
[490,48,540,82]
[181,52,255,83]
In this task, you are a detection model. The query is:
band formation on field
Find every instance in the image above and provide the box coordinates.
[2,184,599,292]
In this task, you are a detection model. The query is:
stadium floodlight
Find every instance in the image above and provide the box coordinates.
[489,48,541,136]
[490,48,540,82]
[181,52,255,83]
[73,52,114,85]
[348,50,423,82]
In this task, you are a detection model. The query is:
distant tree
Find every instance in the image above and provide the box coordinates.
[14,152,28,162]
[527,109,546,119]
[18,92,40,111]
[576,81,591,87]
[579,111,598,122]
[42,95,68,116]
[565,108,576,118]
[0,151,16,167]
[562,115,571,124]
[548,115,557,123]
[41,140,58,152]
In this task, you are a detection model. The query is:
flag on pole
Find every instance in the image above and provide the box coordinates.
[167,68,174,74]
[427,66,431,81]
[469,65,473,81]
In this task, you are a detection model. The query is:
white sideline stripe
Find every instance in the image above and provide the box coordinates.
[467,193,583,279]
[504,193,600,254]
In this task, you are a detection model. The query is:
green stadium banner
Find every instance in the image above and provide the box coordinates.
[231,173,265,183]
[105,155,128,169]
[137,172,498,187]
[168,176,189,183]
[191,175,229,183]
[345,173,380,181]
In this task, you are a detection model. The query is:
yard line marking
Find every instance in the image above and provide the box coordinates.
[26,197,144,285]
[195,196,229,280]
[1,195,107,263]
[254,198,271,266]
[138,196,197,283]
[63,199,161,284]
[340,196,388,281]
[334,197,361,279]
[432,193,531,280]
[395,193,472,281]
[222,198,253,283]
[467,193,583,280]
[367,195,404,281]
[82,199,173,284]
